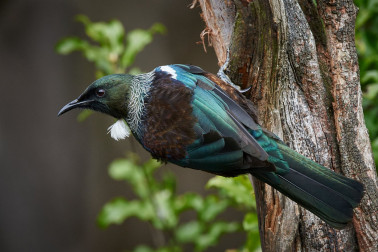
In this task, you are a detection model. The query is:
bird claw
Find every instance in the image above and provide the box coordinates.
[239,86,251,93]
[217,48,241,91]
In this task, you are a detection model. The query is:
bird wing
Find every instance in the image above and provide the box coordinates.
[141,64,276,176]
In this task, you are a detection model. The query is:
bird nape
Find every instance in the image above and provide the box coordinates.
[58,64,364,229]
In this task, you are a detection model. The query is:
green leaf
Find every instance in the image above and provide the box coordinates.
[355,7,371,30]
[55,33,116,76]
[57,17,165,76]
[108,158,149,198]
[175,221,203,243]
[109,159,141,180]
[207,175,255,209]
[87,19,124,53]
[199,195,229,222]
[245,232,261,252]
[243,213,259,231]
[361,70,378,84]
[371,138,378,164]
[75,14,90,26]
[72,15,128,74]
[195,222,240,251]
[161,172,176,193]
[132,245,178,252]
[121,29,152,68]
[364,83,378,100]
[132,245,155,252]
[55,37,89,55]
[142,158,162,174]
[121,23,166,68]
[105,20,125,50]
[76,15,108,44]
[97,197,154,228]
[152,190,177,229]
[243,213,261,252]
[149,23,167,34]
[173,193,203,213]
[81,46,114,74]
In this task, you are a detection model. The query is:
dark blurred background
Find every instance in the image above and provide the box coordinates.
[0,0,245,251]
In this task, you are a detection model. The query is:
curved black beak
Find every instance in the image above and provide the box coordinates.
[57,99,93,116]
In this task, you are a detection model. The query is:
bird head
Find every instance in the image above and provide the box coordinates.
[58,74,133,119]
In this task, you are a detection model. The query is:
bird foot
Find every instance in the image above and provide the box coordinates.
[217,49,241,90]
[217,49,251,94]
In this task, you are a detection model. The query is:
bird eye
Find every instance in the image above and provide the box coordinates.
[96,88,106,97]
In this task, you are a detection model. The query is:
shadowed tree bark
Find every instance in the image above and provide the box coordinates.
[195,0,378,251]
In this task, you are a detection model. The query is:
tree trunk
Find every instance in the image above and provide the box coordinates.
[196,0,378,251]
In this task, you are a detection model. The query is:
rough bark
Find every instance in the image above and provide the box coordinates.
[196,0,378,251]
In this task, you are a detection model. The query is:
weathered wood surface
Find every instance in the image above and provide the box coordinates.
[196,0,378,251]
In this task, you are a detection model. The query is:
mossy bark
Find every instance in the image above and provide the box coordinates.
[197,0,378,251]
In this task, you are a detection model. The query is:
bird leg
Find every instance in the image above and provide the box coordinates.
[217,49,238,88]
[217,49,251,93]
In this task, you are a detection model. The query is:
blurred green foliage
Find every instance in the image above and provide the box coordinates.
[56,16,260,251]
[207,176,260,252]
[56,14,166,78]
[98,154,259,252]
[355,0,378,165]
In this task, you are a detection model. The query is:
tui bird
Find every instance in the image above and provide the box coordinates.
[58,64,363,228]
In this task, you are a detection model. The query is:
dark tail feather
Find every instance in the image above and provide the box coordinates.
[251,143,364,229]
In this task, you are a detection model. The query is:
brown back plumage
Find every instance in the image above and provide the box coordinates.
[142,77,197,161]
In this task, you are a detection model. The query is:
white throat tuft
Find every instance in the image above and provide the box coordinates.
[107,119,130,141]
